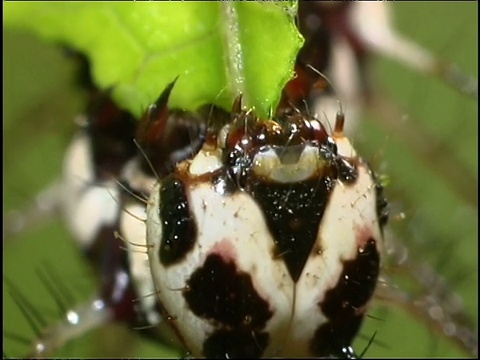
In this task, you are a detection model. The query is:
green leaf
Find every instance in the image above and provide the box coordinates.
[4,2,303,118]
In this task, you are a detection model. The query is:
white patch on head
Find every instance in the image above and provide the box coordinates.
[349,2,435,73]
[252,146,324,183]
[62,134,94,190]
[61,134,119,248]
[121,158,157,195]
[121,201,161,326]
[67,185,120,247]
[286,163,382,354]
[333,135,357,158]
[145,152,381,356]
[313,36,362,137]
[146,182,295,357]
[188,148,223,176]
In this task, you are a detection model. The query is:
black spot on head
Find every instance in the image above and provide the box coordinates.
[184,254,272,328]
[336,158,358,184]
[248,176,333,282]
[375,180,389,229]
[362,164,389,229]
[312,322,359,359]
[311,239,380,357]
[183,254,272,358]
[321,239,380,318]
[158,175,197,266]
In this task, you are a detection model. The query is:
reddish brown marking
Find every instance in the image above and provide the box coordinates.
[139,106,169,146]
[209,240,237,263]
[283,64,312,105]
[353,224,375,249]
[136,78,177,147]
[334,112,345,135]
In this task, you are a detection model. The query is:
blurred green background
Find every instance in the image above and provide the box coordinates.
[3,3,478,358]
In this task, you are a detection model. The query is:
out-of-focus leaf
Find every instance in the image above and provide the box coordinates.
[4,2,303,118]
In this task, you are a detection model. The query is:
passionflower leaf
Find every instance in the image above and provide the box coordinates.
[4,2,303,118]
